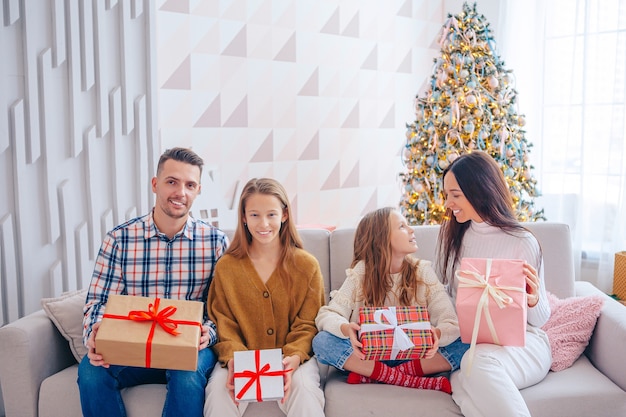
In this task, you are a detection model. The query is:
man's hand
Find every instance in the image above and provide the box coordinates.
[86,322,109,368]
[198,325,211,350]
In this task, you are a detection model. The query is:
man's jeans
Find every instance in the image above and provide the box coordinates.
[77,347,217,417]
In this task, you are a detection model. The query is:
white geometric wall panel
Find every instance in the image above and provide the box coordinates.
[0,0,158,325]
[157,0,445,230]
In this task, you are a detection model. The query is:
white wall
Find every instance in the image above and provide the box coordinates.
[156,0,458,230]
[1,0,158,319]
[0,0,158,411]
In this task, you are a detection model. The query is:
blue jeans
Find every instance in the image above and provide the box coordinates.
[312,330,469,372]
[77,347,217,417]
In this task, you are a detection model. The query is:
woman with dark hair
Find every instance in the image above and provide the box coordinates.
[436,151,551,417]
[312,207,467,394]
[205,178,325,417]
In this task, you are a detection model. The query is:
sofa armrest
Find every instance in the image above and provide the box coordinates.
[576,281,626,391]
[0,310,76,417]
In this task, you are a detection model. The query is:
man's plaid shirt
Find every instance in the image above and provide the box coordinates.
[83,212,229,346]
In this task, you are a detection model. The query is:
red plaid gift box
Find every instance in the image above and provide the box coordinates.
[358,306,433,361]
[233,349,291,402]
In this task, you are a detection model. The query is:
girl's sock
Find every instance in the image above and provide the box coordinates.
[346,359,424,384]
[346,372,374,384]
[367,362,451,393]
[396,359,424,376]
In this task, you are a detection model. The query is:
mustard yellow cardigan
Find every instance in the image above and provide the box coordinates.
[208,248,325,365]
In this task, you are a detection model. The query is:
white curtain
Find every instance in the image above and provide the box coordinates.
[497,0,626,293]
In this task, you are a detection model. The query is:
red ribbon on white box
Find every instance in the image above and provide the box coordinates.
[359,306,430,360]
[455,258,524,374]
[234,350,292,402]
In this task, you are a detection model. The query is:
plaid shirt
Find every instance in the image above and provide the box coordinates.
[83,212,229,347]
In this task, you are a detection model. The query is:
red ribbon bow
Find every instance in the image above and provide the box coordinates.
[234,350,292,402]
[103,297,202,368]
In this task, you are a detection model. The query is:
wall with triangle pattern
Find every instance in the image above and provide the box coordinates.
[157,0,447,229]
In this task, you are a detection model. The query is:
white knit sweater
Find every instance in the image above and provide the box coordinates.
[315,259,460,347]
[437,220,551,328]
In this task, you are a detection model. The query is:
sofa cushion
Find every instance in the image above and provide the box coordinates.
[522,355,626,416]
[323,368,463,417]
[541,292,604,371]
[39,365,166,417]
[41,289,88,362]
[39,364,286,417]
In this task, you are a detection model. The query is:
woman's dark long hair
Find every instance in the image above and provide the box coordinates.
[437,151,529,286]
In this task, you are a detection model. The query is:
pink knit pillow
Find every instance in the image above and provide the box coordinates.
[541,292,604,372]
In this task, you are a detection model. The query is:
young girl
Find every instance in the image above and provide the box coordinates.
[313,207,467,394]
[436,151,551,417]
[204,178,325,417]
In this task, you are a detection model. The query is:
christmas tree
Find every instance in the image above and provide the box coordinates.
[399,2,544,225]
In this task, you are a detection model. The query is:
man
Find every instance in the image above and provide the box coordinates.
[78,147,229,417]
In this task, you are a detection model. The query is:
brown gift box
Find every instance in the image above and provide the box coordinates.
[614,251,626,301]
[95,295,203,371]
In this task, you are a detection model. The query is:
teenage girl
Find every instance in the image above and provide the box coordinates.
[204,178,325,417]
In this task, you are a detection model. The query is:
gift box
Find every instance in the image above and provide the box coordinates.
[233,348,289,402]
[613,251,626,301]
[455,258,527,347]
[358,306,433,361]
[95,295,203,371]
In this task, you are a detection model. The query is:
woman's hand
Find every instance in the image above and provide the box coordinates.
[524,263,540,308]
[423,326,441,359]
[340,322,365,360]
[281,355,301,404]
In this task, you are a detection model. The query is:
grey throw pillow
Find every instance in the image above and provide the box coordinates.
[41,289,88,362]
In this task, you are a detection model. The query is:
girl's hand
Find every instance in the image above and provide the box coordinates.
[523,263,540,308]
[340,322,365,360]
[226,359,237,405]
[423,326,441,359]
[281,355,301,404]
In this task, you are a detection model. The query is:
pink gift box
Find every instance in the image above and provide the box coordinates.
[455,258,527,347]
[233,349,289,402]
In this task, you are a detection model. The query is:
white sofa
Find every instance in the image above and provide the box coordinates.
[1,222,625,417]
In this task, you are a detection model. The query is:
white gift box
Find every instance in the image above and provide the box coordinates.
[233,348,286,402]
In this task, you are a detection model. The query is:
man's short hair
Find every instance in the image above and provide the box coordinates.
[156,147,204,177]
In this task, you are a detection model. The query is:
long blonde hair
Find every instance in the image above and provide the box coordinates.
[353,207,428,307]
[226,178,303,302]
